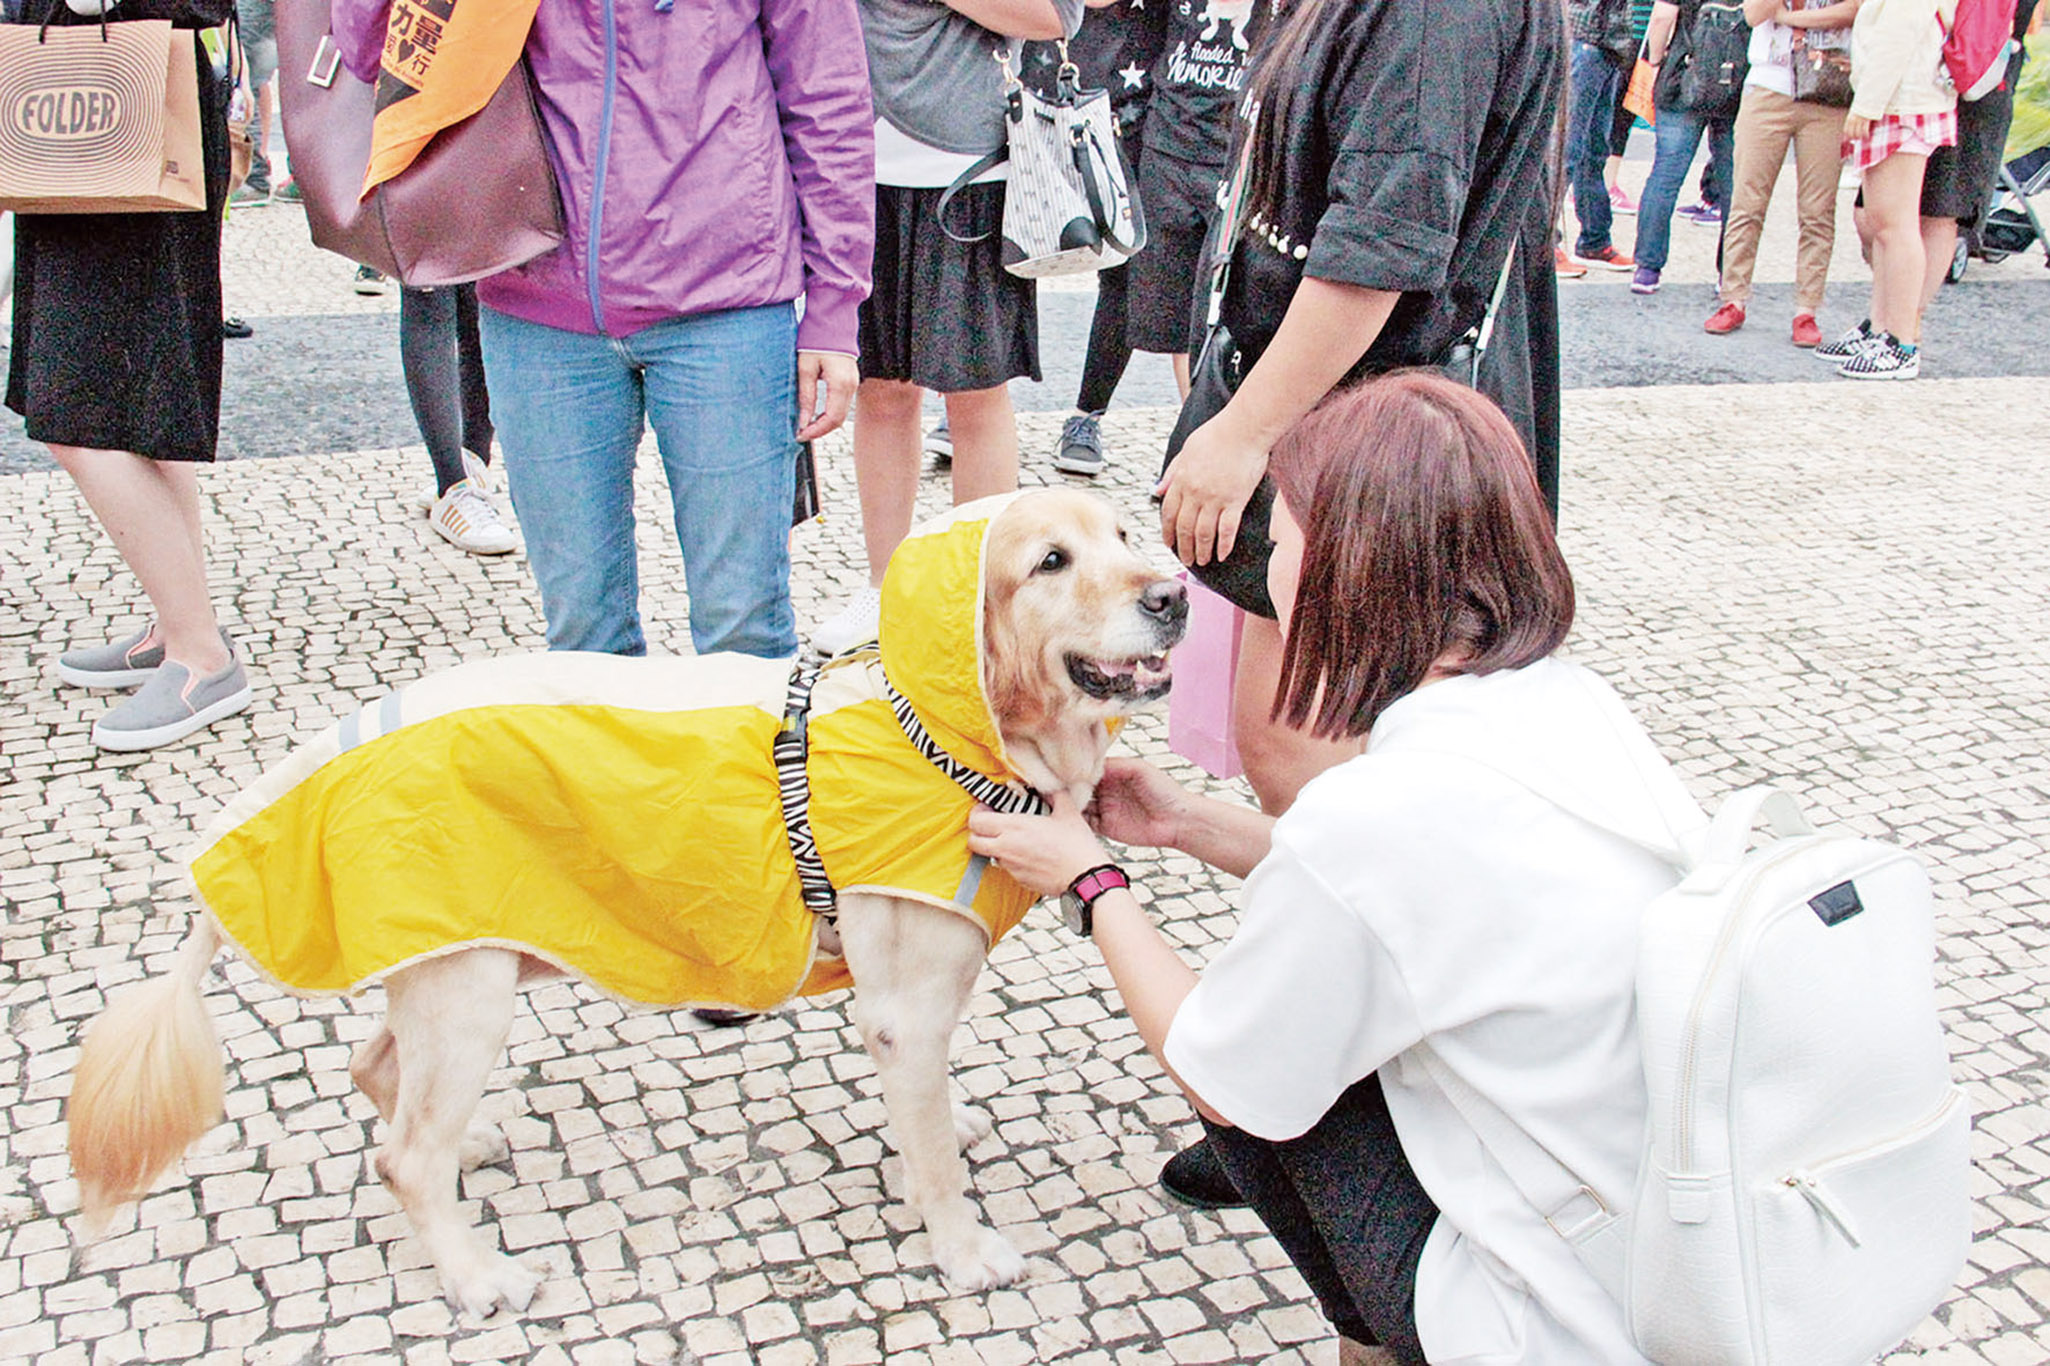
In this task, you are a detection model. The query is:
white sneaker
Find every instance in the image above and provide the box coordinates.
[810,585,882,657]
[410,449,495,513]
[428,478,518,555]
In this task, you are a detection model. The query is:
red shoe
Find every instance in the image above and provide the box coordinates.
[1790,313,1822,348]
[1704,302,1747,335]
[1577,244,1636,271]
[1554,245,1588,279]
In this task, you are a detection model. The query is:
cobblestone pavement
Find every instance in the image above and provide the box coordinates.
[5,196,2050,1364]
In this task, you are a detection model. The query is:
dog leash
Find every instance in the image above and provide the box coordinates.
[775,660,837,918]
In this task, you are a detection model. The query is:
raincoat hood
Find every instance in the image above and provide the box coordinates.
[877,494,1025,788]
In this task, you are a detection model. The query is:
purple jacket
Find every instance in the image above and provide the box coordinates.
[333,0,875,352]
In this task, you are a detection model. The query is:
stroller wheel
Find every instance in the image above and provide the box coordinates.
[1946,237,1969,283]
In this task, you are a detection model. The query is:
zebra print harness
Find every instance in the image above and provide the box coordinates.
[774,659,1050,920]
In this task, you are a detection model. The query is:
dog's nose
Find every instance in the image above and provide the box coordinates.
[1140,578,1188,626]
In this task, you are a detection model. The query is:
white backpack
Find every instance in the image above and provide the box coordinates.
[1425,687,1972,1364]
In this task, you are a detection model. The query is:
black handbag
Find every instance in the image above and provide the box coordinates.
[1159,325,1277,618]
[1157,239,1519,619]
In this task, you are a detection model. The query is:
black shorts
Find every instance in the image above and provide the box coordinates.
[1203,1074,1437,1362]
[1126,148,1225,356]
[858,182,1039,393]
[1922,82,2017,223]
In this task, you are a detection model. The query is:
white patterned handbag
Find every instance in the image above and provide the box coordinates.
[937,45,1146,279]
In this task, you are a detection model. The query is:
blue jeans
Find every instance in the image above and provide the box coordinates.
[1635,110,1737,273]
[1568,41,1627,255]
[479,302,801,659]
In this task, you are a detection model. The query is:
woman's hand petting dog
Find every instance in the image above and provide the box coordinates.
[1086,758,1189,852]
[968,793,1112,899]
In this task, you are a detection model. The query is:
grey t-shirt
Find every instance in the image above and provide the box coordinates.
[861,0,1087,157]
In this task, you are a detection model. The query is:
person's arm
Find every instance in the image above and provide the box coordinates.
[1645,0,1680,61]
[1847,0,1939,121]
[1774,0,1862,27]
[759,0,876,440]
[964,794,1227,1122]
[1088,757,1275,878]
[1158,279,1398,567]
[945,0,1066,39]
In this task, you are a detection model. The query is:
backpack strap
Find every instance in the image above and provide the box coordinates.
[1411,1047,1631,1304]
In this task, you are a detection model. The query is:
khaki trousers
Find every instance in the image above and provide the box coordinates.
[1717,85,1848,313]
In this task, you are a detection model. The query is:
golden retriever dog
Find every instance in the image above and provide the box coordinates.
[67,489,1187,1319]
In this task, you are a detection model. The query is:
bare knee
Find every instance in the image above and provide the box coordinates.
[858,378,924,423]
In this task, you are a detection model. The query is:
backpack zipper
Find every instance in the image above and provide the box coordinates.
[1669,838,1820,1173]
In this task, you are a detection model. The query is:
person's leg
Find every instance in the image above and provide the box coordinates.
[1567,42,1622,255]
[1718,88,1795,309]
[851,377,926,587]
[49,446,230,675]
[1915,214,1958,322]
[1171,352,1192,400]
[1203,1075,1438,1364]
[1787,101,1847,316]
[1231,613,1362,817]
[399,286,469,497]
[1634,110,1706,274]
[453,283,493,462]
[941,385,1020,507]
[1861,151,1932,341]
[1074,262,1132,417]
[1702,116,1735,212]
[478,306,647,654]
[637,302,802,659]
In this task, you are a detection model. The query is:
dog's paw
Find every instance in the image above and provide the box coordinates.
[443,1249,542,1321]
[458,1125,510,1172]
[952,1103,994,1151]
[933,1226,1026,1293]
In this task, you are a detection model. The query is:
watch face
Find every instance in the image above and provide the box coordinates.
[1061,890,1087,937]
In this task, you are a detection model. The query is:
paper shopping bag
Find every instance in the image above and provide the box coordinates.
[0,20,207,214]
[1622,54,1659,126]
[1166,572,1245,780]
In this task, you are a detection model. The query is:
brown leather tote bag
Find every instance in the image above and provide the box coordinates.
[273,0,564,286]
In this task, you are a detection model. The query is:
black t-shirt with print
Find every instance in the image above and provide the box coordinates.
[1219,0,1565,490]
[1023,0,1171,129]
[1143,0,1277,168]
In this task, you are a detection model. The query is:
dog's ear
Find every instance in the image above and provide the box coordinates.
[981,543,1049,732]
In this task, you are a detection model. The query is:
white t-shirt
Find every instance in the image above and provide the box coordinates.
[1166,658,1704,1365]
[1747,18,1800,97]
[874,117,1008,189]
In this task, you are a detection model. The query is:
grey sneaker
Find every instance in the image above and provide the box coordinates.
[58,625,164,688]
[1053,411,1106,477]
[93,657,255,752]
[924,417,952,467]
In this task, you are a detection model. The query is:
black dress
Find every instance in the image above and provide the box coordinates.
[6,0,235,462]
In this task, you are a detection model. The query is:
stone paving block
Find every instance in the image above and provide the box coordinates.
[5,377,2050,1362]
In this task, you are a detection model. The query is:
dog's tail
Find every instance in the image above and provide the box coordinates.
[67,919,225,1226]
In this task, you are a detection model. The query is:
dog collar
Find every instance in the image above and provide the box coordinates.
[884,679,1048,817]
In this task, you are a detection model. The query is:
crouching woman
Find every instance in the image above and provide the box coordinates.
[971,373,1699,1364]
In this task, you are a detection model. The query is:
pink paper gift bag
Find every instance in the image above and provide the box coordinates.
[1166,572,1244,779]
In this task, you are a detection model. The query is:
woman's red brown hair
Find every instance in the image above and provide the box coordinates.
[1269,371,1574,739]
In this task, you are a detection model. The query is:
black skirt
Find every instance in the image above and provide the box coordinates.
[858,181,1039,393]
[5,30,230,463]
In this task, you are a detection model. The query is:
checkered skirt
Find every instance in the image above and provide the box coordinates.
[1844,110,1960,172]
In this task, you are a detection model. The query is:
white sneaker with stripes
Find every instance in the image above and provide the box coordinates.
[428,478,518,555]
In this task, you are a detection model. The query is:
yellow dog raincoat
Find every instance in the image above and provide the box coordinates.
[189,499,1049,1011]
